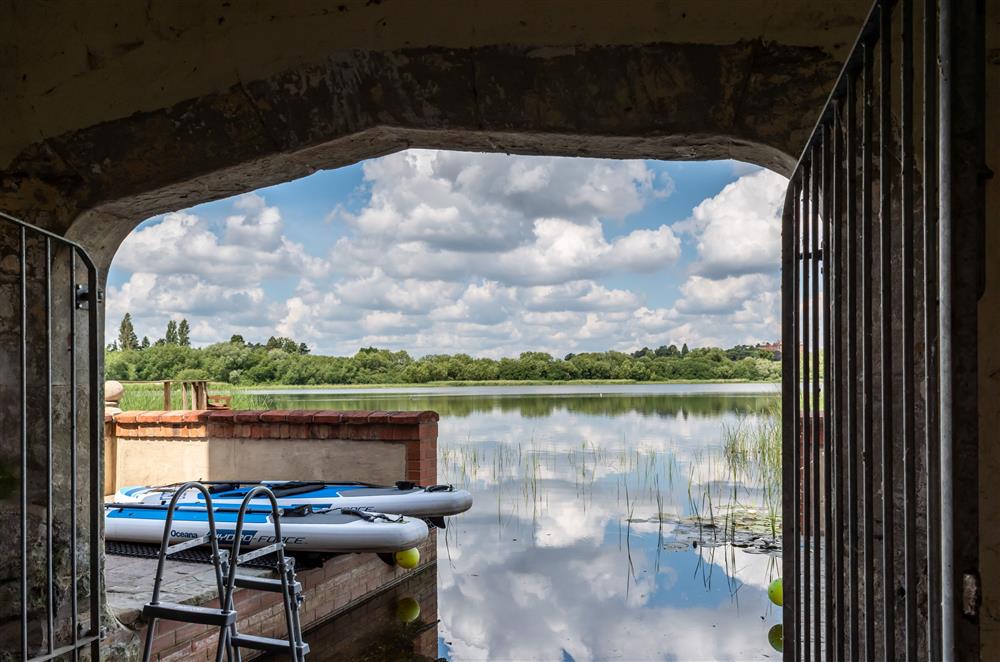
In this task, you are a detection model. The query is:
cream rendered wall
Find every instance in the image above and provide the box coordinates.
[110,437,407,493]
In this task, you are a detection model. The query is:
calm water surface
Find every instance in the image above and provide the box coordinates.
[259,384,783,661]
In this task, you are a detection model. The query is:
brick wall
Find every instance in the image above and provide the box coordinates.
[105,409,438,491]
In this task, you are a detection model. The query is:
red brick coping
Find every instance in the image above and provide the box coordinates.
[108,409,439,484]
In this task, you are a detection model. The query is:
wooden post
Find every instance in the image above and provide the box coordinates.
[163,380,172,410]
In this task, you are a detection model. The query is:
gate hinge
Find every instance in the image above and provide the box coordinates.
[75,284,104,310]
[962,571,981,618]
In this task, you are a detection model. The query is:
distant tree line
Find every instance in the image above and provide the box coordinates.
[105,313,780,385]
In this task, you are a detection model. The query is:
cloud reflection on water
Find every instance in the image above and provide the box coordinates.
[433,390,782,661]
[267,386,783,661]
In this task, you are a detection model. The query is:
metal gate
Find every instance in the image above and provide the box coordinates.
[780,0,985,659]
[1,211,103,660]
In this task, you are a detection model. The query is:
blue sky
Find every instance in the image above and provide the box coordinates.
[107,151,786,357]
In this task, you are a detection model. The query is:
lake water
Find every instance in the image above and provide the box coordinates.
[257,384,783,661]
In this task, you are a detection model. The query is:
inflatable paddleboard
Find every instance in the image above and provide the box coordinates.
[104,503,429,553]
[115,480,473,521]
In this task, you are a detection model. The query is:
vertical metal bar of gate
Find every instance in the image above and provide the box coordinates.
[88,242,102,662]
[861,34,876,662]
[20,224,28,660]
[877,6,896,657]
[921,0,941,656]
[781,176,800,660]
[823,120,837,661]
[899,1,918,658]
[780,0,983,658]
[1,210,103,662]
[809,142,822,662]
[70,249,80,661]
[845,72,860,662]
[800,160,812,658]
[781,178,802,659]
[938,0,984,657]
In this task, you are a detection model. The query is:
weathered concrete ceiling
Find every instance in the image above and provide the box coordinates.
[0,0,870,243]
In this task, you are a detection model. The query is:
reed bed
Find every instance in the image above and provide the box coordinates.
[116,382,271,411]
[439,402,782,550]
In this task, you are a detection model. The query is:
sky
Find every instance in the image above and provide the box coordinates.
[106,150,788,358]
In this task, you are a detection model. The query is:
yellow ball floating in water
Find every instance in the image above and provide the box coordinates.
[395,547,420,569]
[767,624,784,652]
[767,578,783,607]
[396,597,421,623]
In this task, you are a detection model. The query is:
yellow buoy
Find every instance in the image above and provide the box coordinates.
[395,547,420,569]
[396,597,421,623]
[767,624,784,652]
[767,577,783,606]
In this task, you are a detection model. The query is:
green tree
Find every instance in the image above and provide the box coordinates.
[178,319,191,347]
[230,334,245,345]
[102,337,782,386]
[681,343,689,356]
[165,320,178,344]
[140,336,150,349]
[117,313,139,351]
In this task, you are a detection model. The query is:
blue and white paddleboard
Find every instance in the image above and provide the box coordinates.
[104,503,429,553]
[114,480,473,520]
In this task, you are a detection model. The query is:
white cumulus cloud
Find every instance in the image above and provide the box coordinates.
[107,153,787,354]
[678,168,786,278]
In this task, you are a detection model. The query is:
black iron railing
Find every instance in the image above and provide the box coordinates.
[781,0,984,659]
[1,211,103,661]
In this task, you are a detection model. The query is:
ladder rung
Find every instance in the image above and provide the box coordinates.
[143,602,237,626]
[164,534,215,555]
[234,574,302,594]
[236,542,283,564]
[231,633,310,655]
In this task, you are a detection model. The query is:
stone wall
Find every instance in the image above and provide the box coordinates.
[105,409,439,493]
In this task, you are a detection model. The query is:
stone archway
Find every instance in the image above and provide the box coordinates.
[1,1,873,271]
[2,3,882,657]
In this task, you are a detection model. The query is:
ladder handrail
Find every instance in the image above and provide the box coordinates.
[149,481,228,609]
[142,480,233,662]
[225,486,306,661]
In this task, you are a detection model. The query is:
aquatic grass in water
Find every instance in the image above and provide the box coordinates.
[713,402,783,540]
[438,403,782,552]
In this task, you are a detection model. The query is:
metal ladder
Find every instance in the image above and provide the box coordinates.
[223,486,309,661]
[141,481,236,662]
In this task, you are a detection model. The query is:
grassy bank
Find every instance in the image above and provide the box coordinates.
[114,378,781,411]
